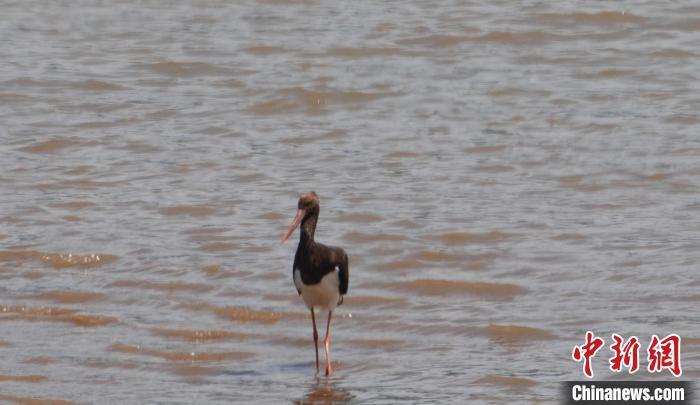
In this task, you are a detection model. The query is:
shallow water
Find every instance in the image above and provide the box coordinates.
[1,1,699,403]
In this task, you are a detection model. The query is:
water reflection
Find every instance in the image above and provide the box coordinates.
[293,377,354,405]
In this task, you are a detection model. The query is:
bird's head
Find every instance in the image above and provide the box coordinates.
[281,191,320,243]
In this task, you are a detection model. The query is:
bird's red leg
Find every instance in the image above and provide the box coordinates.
[324,310,333,376]
[311,309,319,371]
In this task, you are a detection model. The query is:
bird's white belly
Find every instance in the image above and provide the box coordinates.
[294,268,340,311]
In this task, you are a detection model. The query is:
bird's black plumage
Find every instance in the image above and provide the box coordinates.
[281,191,349,376]
[291,194,349,302]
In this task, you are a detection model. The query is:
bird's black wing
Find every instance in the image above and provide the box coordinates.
[338,249,349,296]
[292,256,301,295]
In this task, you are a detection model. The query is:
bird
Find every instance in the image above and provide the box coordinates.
[281,191,349,376]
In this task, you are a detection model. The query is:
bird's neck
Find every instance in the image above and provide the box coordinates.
[299,210,318,248]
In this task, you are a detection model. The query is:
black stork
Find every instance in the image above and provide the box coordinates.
[281,192,349,376]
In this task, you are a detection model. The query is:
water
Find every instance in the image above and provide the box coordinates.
[1,1,699,403]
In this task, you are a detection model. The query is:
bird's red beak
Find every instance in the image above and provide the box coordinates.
[281,209,305,243]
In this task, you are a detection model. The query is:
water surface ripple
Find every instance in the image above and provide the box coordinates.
[1,1,699,404]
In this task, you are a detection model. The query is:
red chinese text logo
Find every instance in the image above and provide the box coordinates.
[648,334,682,377]
[572,332,682,378]
[609,333,640,373]
[572,331,605,378]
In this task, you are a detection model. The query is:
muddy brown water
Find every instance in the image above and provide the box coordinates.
[1,1,699,404]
